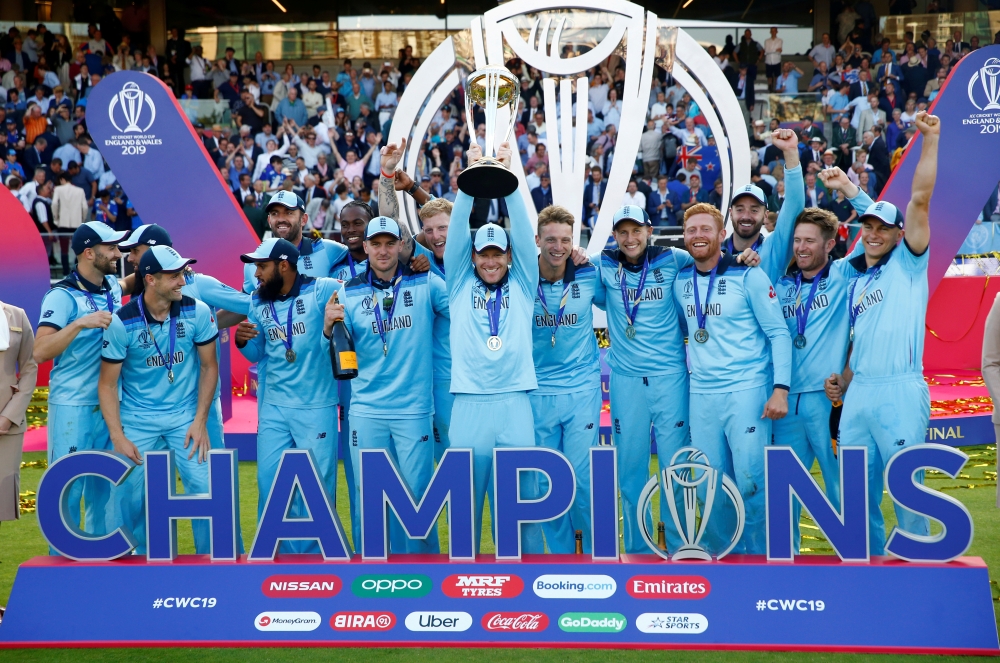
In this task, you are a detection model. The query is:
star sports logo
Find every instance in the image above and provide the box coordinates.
[441,574,524,598]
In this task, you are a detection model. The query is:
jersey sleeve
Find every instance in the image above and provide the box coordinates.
[322,240,350,276]
[589,254,607,309]
[38,288,76,331]
[846,188,875,216]
[193,301,220,346]
[101,315,128,363]
[671,247,694,271]
[238,298,266,364]
[897,240,930,272]
[444,191,474,288]
[760,164,804,284]
[745,268,793,389]
[191,273,251,314]
[429,272,450,317]
[506,190,540,296]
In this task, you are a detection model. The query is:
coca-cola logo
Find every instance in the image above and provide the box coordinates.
[481,612,549,632]
[441,574,524,598]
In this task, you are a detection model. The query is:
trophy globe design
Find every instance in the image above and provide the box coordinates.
[458,65,521,198]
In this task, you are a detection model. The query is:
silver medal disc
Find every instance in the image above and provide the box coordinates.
[794,334,807,349]
[285,348,296,363]
[167,370,175,383]
[625,324,636,339]
[694,328,709,343]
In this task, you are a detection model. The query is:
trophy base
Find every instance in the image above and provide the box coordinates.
[458,158,520,199]
[671,545,713,562]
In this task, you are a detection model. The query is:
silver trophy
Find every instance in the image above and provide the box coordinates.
[459,65,520,198]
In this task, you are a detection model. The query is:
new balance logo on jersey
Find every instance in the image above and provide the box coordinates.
[317,432,327,439]
[745,426,756,434]
[42,310,53,318]
[421,435,429,442]
[102,340,109,349]
[585,423,594,430]
[403,291,413,307]
[296,299,306,315]
[675,421,685,428]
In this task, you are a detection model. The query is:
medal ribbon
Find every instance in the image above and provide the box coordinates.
[693,263,719,335]
[137,294,177,381]
[73,271,114,314]
[794,271,823,339]
[486,284,503,338]
[618,254,649,328]
[848,267,881,335]
[537,279,571,346]
[348,253,358,278]
[370,266,403,353]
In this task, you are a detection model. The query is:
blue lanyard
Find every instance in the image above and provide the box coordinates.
[848,267,881,337]
[136,294,177,382]
[73,271,114,314]
[693,264,719,333]
[267,281,298,358]
[618,254,649,327]
[486,284,503,337]
[794,271,823,337]
[370,267,403,355]
[537,278,571,347]
[435,257,445,275]
[348,253,358,278]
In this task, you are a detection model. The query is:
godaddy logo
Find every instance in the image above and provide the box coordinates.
[558,613,627,633]
[352,574,431,597]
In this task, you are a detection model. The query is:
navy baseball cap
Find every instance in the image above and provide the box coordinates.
[120,223,172,249]
[240,238,300,264]
[138,245,196,276]
[474,223,509,253]
[731,183,768,206]
[860,200,904,228]
[265,190,304,213]
[365,216,402,240]
[612,205,651,228]
[71,221,128,254]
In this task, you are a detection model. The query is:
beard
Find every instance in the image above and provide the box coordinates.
[257,269,286,301]
[93,252,117,275]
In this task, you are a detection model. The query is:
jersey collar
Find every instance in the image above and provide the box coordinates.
[366,263,411,289]
[785,257,833,281]
[74,271,109,294]
[297,237,316,256]
[848,243,896,273]
[611,247,649,273]
[140,294,181,324]
[696,251,737,277]
[540,259,577,285]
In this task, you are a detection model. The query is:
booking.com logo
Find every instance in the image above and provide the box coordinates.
[532,575,617,599]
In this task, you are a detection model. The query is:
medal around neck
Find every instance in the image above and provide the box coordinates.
[693,328,709,343]
[794,334,807,349]
[458,66,520,198]
[487,335,502,351]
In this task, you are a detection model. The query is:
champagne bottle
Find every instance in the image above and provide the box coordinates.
[657,521,667,551]
[329,292,358,380]
[574,530,583,555]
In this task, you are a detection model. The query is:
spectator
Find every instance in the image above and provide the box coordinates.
[648,174,679,226]
[274,86,307,126]
[775,61,804,94]
[735,29,764,85]
[582,166,606,227]
[809,33,836,69]
[680,174,707,209]
[639,120,662,180]
[764,27,783,92]
[531,174,553,212]
[622,179,645,208]
[51,172,88,274]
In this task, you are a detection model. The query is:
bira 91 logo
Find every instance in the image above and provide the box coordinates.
[441,574,524,598]
[482,612,549,632]
[626,575,711,599]
[330,611,396,632]
[261,574,342,598]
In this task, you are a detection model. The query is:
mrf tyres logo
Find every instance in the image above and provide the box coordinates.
[261,574,342,598]
[254,611,321,632]
[352,574,431,597]
[330,612,396,632]
[441,574,524,598]
[532,574,616,599]
[105,81,162,154]
[626,575,711,599]
[558,613,627,633]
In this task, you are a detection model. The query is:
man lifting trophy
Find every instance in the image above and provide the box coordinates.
[458,65,521,198]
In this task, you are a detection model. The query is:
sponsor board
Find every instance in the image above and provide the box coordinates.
[635,613,709,634]
[441,574,524,598]
[254,612,322,632]
[481,612,549,632]
[261,574,342,598]
[626,575,710,599]
[352,574,432,597]
[558,612,628,633]
[533,574,616,599]
[330,611,396,632]
[404,611,473,632]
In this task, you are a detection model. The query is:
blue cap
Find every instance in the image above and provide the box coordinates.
[860,200,904,228]
[240,238,300,264]
[731,183,768,206]
[71,221,128,254]
[365,216,402,240]
[473,223,509,253]
[138,245,196,276]
[120,223,172,249]
[612,205,651,228]
[264,190,304,213]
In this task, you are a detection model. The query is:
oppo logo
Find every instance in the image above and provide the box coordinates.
[261,574,342,598]
[404,611,473,632]
[352,574,431,597]
[626,575,710,599]
[482,612,548,632]
[330,611,396,631]
[441,574,524,598]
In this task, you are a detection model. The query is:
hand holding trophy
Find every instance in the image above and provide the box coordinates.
[458,65,521,198]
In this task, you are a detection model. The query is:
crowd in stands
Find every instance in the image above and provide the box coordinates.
[3,17,1000,278]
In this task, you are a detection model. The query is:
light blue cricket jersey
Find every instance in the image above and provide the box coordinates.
[102,295,218,413]
[331,252,368,282]
[593,245,693,377]
[239,275,342,408]
[242,237,349,293]
[675,252,792,393]
[446,191,537,395]
[414,241,451,384]
[181,270,251,401]
[532,260,605,395]
[341,265,449,417]
[38,274,123,406]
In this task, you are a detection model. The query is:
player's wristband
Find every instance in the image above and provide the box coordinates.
[380,168,394,179]
[774,384,790,392]
[408,184,419,196]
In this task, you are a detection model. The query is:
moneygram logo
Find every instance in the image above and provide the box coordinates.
[441,574,524,598]
[352,574,431,597]
[626,575,710,599]
[635,613,709,634]
[330,611,396,631]
[558,613,627,633]
[404,611,473,632]
[254,611,321,632]
[482,612,548,632]
[262,574,342,598]
[533,574,616,599]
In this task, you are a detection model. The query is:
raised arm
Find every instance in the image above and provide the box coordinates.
[445,191,474,284]
[904,112,939,255]
[189,272,251,314]
[760,129,805,282]
[378,138,405,221]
